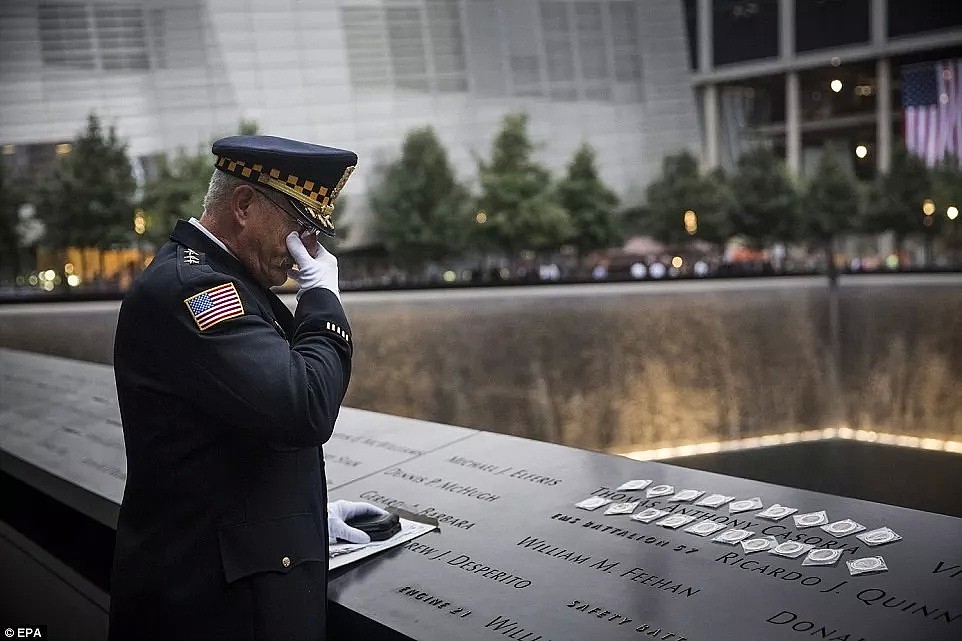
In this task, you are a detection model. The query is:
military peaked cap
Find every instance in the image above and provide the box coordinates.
[212,135,357,237]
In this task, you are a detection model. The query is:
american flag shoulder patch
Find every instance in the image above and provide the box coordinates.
[184,282,245,331]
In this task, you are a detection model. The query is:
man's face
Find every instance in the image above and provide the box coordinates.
[235,186,317,288]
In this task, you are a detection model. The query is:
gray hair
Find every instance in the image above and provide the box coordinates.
[202,169,247,215]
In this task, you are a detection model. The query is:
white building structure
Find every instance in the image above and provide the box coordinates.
[0,0,699,246]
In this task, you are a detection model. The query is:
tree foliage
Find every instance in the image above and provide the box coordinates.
[799,147,861,241]
[139,150,212,247]
[238,119,259,136]
[800,147,862,284]
[369,127,471,264]
[727,146,799,245]
[931,158,962,255]
[927,156,962,238]
[476,113,573,254]
[34,114,136,254]
[863,146,932,240]
[643,151,731,245]
[0,163,25,280]
[139,120,261,246]
[555,142,621,256]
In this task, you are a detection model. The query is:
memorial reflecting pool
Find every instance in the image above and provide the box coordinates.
[1,275,961,455]
[344,276,962,454]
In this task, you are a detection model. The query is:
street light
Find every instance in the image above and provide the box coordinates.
[855,145,868,159]
[134,210,146,235]
[134,209,147,277]
[922,199,936,216]
[949,206,959,220]
[830,79,843,93]
[684,210,697,235]
[475,211,487,224]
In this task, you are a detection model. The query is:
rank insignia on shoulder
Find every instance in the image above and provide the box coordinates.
[183,248,203,265]
[326,321,350,343]
[184,282,244,331]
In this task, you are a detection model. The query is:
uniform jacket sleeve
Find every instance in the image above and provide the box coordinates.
[162,269,353,449]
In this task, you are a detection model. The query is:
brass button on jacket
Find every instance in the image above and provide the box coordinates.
[281,556,291,568]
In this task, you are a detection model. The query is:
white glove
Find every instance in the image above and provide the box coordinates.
[327,499,389,544]
[285,232,340,302]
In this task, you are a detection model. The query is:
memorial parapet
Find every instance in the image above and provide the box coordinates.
[0,349,475,527]
[0,349,126,528]
[1,348,960,641]
[327,430,962,641]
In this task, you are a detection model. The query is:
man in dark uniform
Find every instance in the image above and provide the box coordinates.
[109,135,385,641]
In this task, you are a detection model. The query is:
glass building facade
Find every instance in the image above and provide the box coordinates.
[0,0,699,246]
[687,0,962,177]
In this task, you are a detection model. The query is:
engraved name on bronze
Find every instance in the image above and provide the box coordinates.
[933,560,962,580]
[446,455,563,486]
[659,504,861,555]
[549,513,695,554]
[360,489,417,511]
[509,535,701,596]
[855,588,960,625]
[766,610,866,641]
[325,454,362,468]
[444,553,532,589]
[565,599,632,628]
[515,536,592,566]
[396,585,472,620]
[483,615,552,640]
[567,599,688,639]
[329,432,425,456]
[81,456,127,481]
[618,568,700,598]
[715,551,830,592]
[720,555,962,626]
[85,430,125,452]
[402,541,532,588]
[383,467,501,502]
[359,490,478,529]
[39,439,68,457]
[405,540,452,561]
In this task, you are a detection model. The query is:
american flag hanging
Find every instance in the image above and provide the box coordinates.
[184,282,244,331]
[902,59,962,166]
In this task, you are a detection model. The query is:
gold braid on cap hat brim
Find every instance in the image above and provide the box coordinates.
[216,156,355,232]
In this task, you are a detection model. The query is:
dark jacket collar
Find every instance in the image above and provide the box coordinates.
[169,220,294,336]
[170,219,246,276]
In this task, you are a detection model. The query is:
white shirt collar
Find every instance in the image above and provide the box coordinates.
[188,217,236,258]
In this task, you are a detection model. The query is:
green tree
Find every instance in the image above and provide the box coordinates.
[139,150,212,247]
[643,151,731,246]
[799,147,860,426]
[727,146,799,246]
[928,156,962,262]
[931,157,962,214]
[369,127,471,267]
[34,114,136,279]
[863,146,932,266]
[476,113,573,257]
[799,147,861,286]
[555,142,621,259]
[0,163,25,282]
[238,119,259,136]
[139,120,262,246]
